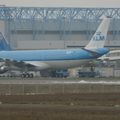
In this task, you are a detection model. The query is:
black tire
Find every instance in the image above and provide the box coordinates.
[21,73,26,78]
[29,73,34,78]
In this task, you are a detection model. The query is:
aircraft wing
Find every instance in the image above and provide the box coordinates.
[0,58,33,68]
[25,61,50,70]
[0,58,49,71]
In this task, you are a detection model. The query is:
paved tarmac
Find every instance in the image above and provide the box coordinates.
[0,78,120,85]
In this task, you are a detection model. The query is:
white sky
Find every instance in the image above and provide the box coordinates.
[0,0,120,8]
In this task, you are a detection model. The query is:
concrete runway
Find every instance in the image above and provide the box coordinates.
[0,78,120,85]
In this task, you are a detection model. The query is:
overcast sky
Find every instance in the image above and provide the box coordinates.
[0,0,120,7]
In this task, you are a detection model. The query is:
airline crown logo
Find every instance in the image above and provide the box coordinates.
[93,32,105,41]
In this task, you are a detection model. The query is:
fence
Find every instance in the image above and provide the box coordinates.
[0,83,120,95]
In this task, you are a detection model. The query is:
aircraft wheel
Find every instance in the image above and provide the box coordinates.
[21,74,26,78]
[25,73,29,78]
[21,73,34,78]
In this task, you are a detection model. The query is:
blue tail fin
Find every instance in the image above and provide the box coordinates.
[0,32,11,51]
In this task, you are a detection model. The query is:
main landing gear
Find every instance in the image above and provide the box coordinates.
[21,72,34,78]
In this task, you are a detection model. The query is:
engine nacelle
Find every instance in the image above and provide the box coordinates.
[0,65,8,74]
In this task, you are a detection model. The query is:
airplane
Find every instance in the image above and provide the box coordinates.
[0,16,110,77]
[99,50,120,61]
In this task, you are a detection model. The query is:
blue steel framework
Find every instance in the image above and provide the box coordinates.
[0,7,120,41]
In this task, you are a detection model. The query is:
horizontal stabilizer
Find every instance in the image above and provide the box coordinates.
[82,48,100,57]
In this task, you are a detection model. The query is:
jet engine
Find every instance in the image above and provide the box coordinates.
[0,65,9,74]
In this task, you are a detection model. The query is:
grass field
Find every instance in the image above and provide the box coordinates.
[0,77,120,120]
[0,93,120,120]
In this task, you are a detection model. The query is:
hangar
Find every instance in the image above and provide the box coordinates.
[0,7,120,77]
[0,7,120,50]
